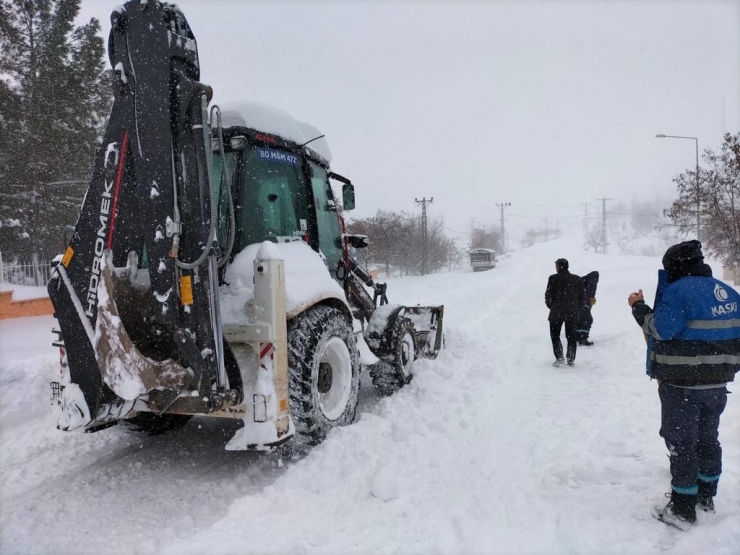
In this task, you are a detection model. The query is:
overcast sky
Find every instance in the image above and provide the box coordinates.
[77,0,740,242]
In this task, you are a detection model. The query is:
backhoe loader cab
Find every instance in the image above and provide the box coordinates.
[47,0,443,450]
[211,104,352,280]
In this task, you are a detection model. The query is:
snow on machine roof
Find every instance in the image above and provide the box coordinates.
[219,101,332,163]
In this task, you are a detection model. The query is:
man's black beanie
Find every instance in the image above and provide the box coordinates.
[662,240,703,280]
[555,258,569,272]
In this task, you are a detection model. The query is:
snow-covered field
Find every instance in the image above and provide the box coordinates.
[1,235,738,555]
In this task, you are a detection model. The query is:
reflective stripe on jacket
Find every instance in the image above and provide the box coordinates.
[642,276,740,385]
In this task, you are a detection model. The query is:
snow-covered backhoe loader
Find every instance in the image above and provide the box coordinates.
[48,0,443,449]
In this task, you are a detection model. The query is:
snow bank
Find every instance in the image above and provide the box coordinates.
[0,314,57,364]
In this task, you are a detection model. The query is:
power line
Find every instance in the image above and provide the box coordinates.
[515,202,582,208]
[445,209,662,234]
[515,202,670,210]
[442,225,471,235]
[508,213,584,219]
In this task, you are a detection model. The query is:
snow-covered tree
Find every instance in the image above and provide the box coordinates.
[0,0,111,261]
[468,226,499,252]
[665,132,740,263]
[348,210,459,276]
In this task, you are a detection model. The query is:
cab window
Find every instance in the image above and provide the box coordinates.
[310,162,343,275]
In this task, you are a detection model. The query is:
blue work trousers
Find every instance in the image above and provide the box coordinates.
[575,305,593,340]
[658,382,728,495]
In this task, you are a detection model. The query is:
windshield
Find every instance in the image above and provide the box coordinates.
[235,146,310,252]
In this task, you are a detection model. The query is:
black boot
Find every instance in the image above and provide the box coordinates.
[566,343,576,365]
[653,491,697,530]
[657,491,697,526]
[698,480,717,512]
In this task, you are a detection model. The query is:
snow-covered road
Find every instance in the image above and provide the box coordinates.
[1,235,738,555]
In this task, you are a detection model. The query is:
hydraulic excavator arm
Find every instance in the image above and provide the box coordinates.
[48,0,239,430]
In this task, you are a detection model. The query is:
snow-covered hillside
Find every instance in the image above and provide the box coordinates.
[1,235,738,555]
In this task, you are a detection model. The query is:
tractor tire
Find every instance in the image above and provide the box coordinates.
[371,317,416,396]
[287,304,360,445]
[126,413,192,435]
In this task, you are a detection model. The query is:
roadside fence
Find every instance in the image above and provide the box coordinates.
[0,252,54,287]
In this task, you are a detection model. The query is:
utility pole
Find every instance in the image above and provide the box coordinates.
[598,197,611,253]
[496,202,511,254]
[415,197,433,275]
[580,202,591,234]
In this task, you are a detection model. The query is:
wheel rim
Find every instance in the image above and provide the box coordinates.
[399,332,415,377]
[318,337,352,421]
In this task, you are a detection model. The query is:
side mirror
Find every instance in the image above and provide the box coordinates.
[329,172,356,211]
[342,183,356,211]
[63,225,75,247]
[347,234,369,249]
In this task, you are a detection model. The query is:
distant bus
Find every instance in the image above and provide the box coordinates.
[469,248,496,272]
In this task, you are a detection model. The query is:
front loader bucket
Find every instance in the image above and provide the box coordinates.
[95,252,194,413]
[404,305,444,359]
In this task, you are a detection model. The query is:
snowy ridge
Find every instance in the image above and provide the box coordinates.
[1,234,738,554]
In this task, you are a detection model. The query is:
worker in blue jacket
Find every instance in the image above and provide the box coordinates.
[628,240,740,529]
[576,270,599,346]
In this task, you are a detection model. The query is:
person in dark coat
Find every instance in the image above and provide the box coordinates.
[545,258,586,366]
[628,240,740,529]
[576,271,599,346]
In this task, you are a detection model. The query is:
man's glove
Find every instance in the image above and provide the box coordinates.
[589,298,596,306]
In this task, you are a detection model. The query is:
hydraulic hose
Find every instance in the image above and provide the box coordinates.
[175,92,219,270]
[209,105,235,267]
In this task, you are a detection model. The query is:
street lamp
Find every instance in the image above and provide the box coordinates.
[655,134,700,241]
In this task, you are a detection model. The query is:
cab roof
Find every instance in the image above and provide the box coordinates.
[219,101,332,164]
